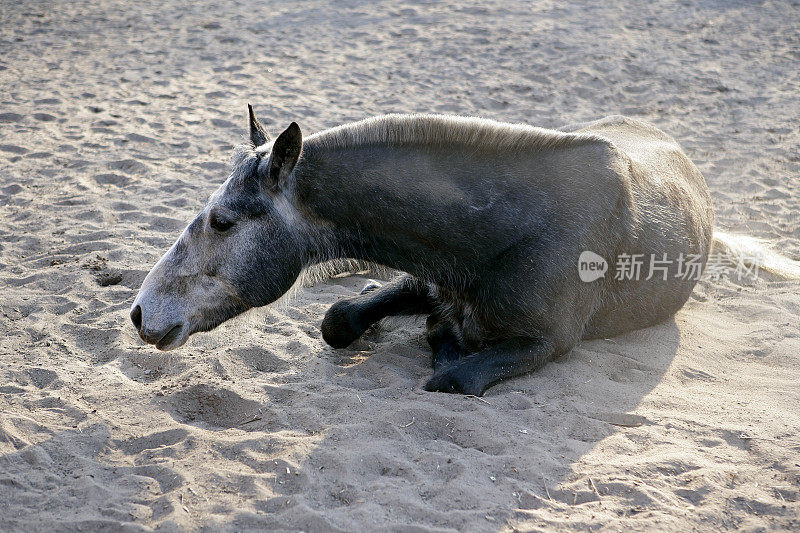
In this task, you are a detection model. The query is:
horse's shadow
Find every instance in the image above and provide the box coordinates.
[169,274,682,531]
[182,275,682,531]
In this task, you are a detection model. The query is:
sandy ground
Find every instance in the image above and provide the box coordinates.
[1,0,800,531]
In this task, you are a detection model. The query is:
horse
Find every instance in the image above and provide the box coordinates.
[131,107,719,396]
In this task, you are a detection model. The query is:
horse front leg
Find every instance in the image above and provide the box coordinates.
[423,337,557,396]
[321,274,434,348]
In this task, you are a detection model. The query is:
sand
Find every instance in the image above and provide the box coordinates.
[1,0,799,531]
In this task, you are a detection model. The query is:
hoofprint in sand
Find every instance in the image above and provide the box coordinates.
[1,1,799,531]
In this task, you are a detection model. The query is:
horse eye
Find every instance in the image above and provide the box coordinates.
[209,212,235,232]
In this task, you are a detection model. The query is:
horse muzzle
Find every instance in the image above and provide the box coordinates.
[130,298,190,351]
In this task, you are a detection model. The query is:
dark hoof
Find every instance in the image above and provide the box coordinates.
[321,301,364,349]
[359,281,382,295]
[423,366,485,396]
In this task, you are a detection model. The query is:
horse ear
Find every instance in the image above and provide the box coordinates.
[248,104,270,147]
[266,122,302,188]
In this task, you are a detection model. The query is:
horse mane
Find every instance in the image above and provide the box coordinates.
[305,113,609,153]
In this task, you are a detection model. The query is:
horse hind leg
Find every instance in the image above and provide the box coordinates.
[425,315,467,371]
[423,336,557,396]
[321,274,434,348]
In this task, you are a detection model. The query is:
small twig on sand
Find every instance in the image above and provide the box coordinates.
[607,421,642,428]
[465,394,492,405]
[589,477,602,501]
[739,433,800,447]
[585,415,643,428]
[542,476,552,501]
[239,415,262,426]
[400,417,415,428]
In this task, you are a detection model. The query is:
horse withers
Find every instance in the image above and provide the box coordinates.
[131,107,714,395]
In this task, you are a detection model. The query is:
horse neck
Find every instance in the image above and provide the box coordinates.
[292,143,482,284]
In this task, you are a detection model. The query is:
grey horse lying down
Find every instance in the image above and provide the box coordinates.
[132,108,721,396]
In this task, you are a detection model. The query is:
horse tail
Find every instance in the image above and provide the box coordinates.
[712,231,800,280]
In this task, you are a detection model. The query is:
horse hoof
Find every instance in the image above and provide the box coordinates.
[321,301,363,348]
[423,366,484,396]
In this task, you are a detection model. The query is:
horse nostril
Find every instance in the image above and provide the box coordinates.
[130,305,143,331]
